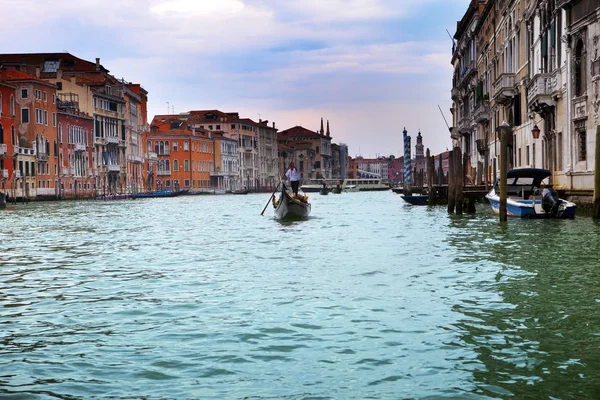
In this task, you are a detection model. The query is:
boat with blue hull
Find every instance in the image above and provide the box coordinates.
[401,195,428,205]
[134,189,189,199]
[485,168,576,218]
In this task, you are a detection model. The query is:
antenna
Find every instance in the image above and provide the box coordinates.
[166,101,170,114]
[438,105,451,131]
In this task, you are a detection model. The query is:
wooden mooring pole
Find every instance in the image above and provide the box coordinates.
[426,149,434,206]
[499,127,509,222]
[454,146,464,215]
[594,125,600,219]
[447,150,455,213]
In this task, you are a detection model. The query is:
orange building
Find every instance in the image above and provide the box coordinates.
[0,68,58,200]
[147,127,214,193]
[0,78,17,197]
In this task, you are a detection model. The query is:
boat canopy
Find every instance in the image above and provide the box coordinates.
[506,168,551,187]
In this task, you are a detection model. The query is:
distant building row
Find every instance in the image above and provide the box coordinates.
[0,52,353,199]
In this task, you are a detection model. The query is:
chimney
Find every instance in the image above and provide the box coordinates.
[35,67,40,78]
[272,122,275,128]
[95,58,100,71]
[326,120,330,137]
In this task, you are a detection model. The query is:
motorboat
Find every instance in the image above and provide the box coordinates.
[341,179,389,191]
[485,168,576,218]
[401,195,428,205]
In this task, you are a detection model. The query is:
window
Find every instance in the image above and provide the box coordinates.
[21,89,28,99]
[174,160,179,171]
[183,141,189,151]
[184,179,190,187]
[52,94,56,104]
[184,159,189,171]
[44,110,48,126]
[10,95,14,116]
[43,92,47,102]
[52,113,56,127]
[578,130,587,161]
[316,146,320,154]
[575,39,586,97]
[216,125,220,130]
[21,108,30,123]
[173,141,178,152]
[231,124,236,130]
[526,145,530,166]
[58,124,62,143]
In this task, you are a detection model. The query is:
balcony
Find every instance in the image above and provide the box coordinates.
[106,164,121,172]
[1,169,7,179]
[14,170,21,179]
[157,151,170,156]
[457,116,472,134]
[493,73,516,104]
[106,136,119,144]
[36,151,49,161]
[146,152,158,161]
[527,73,562,113]
[95,137,104,145]
[62,167,73,176]
[0,143,6,156]
[451,87,460,100]
[473,100,490,123]
[74,143,86,152]
[127,154,144,164]
[15,146,36,156]
[157,169,171,176]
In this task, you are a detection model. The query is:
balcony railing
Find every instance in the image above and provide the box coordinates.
[527,73,562,112]
[157,151,170,156]
[62,167,72,176]
[106,136,119,144]
[14,170,21,179]
[106,164,121,172]
[15,146,36,156]
[157,169,171,176]
[0,143,6,156]
[493,73,516,104]
[74,143,86,152]
[36,152,48,161]
[127,154,144,164]
[146,152,158,160]
[1,169,7,179]
[473,100,490,123]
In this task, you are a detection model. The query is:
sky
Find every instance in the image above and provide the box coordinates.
[0,0,470,157]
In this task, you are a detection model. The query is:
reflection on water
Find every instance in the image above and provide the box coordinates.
[1,194,600,399]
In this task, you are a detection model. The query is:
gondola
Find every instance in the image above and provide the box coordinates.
[400,195,428,205]
[273,184,311,219]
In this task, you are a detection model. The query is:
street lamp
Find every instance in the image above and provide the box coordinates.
[531,125,541,139]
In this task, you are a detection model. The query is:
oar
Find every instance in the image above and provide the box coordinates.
[261,180,283,216]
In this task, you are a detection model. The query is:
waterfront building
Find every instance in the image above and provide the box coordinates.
[256,119,278,191]
[278,141,317,183]
[0,68,58,200]
[338,143,349,179]
[0,53,147,196]
[56,98,94,198]
[354,156,390,180]
[451,0,600,200]
[0,77,17,195]
[277,119,333,179]
[147,126,214,192]
[124,83,147,195]
[211,132,239,191]
[331,143,341,180]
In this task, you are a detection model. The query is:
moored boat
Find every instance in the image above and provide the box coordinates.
[273,185,311,219]
[341,178,390,191]
[401,195,428,205]
[485,168,576,218]
[134,188,189,199]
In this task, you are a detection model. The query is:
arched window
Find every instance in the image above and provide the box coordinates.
[11,126,15,146]
[10,95,15,116]
[166,160,170,171]
[173,160,179,171]
[165,141,170,154]
[58,124,63,143]
[575,39,586,97]
[154,141,159,154]
[159,160,164,171]
[159,141,164,155]
[184,159,189,171]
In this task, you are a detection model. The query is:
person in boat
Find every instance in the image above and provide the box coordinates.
[284,162,300,197]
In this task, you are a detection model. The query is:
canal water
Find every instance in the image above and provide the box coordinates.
[1,192,600,399]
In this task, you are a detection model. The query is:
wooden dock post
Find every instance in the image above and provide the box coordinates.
[499,126,509,222]
[447,150,455,213]
[454,146,464,215]
[594,125,600,219]
[426,149,434,206]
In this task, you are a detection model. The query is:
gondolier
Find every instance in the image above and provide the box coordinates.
[284,162,300,197]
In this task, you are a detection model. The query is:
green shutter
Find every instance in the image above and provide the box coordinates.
[541,32,548,57]
[550,21,556,47]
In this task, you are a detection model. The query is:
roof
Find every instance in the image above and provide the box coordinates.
[0,68,56,87]
[278,125,328,140]
[187,110,238,123]
[147,129,211,140]
[0,52,107,73]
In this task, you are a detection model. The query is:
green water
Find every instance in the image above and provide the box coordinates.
[1,192,600,399]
